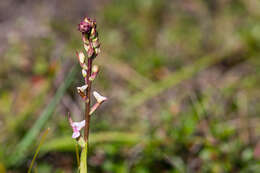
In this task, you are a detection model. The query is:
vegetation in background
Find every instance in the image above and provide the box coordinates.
[0,0,260,172]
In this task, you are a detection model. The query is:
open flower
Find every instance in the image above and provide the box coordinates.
[77,85,88,100]
[90,91,107,115]
[68,113,86,138]
[93,91,107,103]
[77,85,88,93]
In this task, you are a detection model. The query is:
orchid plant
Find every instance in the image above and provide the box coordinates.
[68,17,107,173]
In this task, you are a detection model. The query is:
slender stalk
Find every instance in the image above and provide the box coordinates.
[84,58,92,141]
[76,17,102,173]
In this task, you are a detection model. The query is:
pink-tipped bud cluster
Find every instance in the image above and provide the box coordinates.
[78,17,100,59]
[78,17,95,34]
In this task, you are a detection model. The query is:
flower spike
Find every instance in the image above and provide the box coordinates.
[69,17,105,173]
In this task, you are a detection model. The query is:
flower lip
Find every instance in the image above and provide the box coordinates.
[72,131,80,139]
[71,120,85,139]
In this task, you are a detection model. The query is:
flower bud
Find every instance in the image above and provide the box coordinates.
[90,28,97,39]
[95,47,101,55]
[78,17,96,34]
[92,38,100,48]
[78,21,92,34]
[78,17,100,59]
[82,69,87,77]
[92,65,98,73]
[84,43,94,58]
[77,51,85,64]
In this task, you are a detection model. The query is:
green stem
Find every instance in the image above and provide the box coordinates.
[80,143,88,173]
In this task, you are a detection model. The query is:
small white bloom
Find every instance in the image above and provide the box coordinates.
[93,91,107,103]
[77,85,88,93]
[68,114,85,139]
[72,131,81,139]
[70,120,85,139]
[72,120,86,130]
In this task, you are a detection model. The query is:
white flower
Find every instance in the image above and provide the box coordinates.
[77,85,88,93]
[93,91,107,103]
[68,115,85,139]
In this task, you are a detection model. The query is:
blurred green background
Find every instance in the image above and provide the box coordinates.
[1,0,260,172]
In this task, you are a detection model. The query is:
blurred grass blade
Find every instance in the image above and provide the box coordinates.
[40,132,140,153]
[28,128,50,173]
[124,53,227,110]
[99,54,152,90]
[8,65,78,166]
[0,163,6,173]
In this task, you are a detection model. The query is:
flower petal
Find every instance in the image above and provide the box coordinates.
[73,120,86,130]
[72,131,80,138]
[93,91,107,103]
[77,85,88,92]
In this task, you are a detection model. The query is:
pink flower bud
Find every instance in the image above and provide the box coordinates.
[78,17,96,34]
[78,21,91,34]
